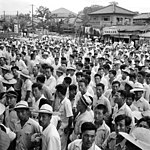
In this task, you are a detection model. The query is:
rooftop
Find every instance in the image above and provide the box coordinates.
[89,4,135,15]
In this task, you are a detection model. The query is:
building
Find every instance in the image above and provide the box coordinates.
[133,13,150,25]
[88,4,136,29]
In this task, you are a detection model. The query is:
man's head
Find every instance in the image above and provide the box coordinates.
[63,77,72,87]
[6,90,17,108]
[94,104,107,124]
[115,114,132,135]
[137,71,146,84]
[96,83,105,97]
[126,92,135,107]
[112,81,120,93]
[69,84,77,100]
[78,79,88,95]
[94,74,102,85]
[76,72,83,82]
[81,122,97,149]
[109,69,117,79]
[11,66,19,78]
[38,104,53,130]
[113,90,126,108]
[55,84,67,99]
[15,101,30,122]
[32,83,43,101]
[37,74,45,84]
[45,65,54,78]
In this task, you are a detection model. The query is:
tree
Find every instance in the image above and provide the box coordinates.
[35,6,52,30]
[80,5,103,26]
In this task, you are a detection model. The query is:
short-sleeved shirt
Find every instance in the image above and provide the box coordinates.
[58,97,73,129]
[132,97,150,112]
[21,79,32,101]
[15,118,41,150]
[95,121,110,149]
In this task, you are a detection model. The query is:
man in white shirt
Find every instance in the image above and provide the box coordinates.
[44,65,56,94]
[15,54,27,71]
[68,122,101,150]
[37,104,61,150]
[56,84,73,150]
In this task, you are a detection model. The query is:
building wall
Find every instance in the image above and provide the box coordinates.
[89,14,133,28]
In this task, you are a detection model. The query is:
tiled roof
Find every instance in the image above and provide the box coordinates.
[134,13,150,20]
[52,8,77,18]
[89,5,135,15]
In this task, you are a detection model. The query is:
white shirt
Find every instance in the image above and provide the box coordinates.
[68,139,101,150]
[42,123,61,150]
[45,75,56,94]
[16,59,27,71]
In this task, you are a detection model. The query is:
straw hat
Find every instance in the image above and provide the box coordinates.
[1,73,17,85]
[18,69,30,79]
[37,104,54,114]
[14,101,29,110]
[120,127,150,150]
[80,94,92,107]
[67,66,76,71]
[130,82,145,92]
[56,66,66,74]
[6,87,17,98]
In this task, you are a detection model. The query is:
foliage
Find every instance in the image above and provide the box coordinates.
[80,5,103,26]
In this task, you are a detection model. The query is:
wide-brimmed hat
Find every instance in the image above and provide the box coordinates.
[67,66,76,71]
[37,104,54,114]
[18,69,30,78]
[1,73,17,85]
[120,127,150,150]
[0,103,5,115]
[130,82,145,92]
[6,87,17,98]
[56,66,66,74]
[125,80,134,88]
[80,94,92,107]
[14,101,29,110]
[42,51,49,56]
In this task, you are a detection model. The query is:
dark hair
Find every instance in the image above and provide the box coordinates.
[98,67,104,71]
[81,122,97,133]
[109,69,117,76]
[39,98,51,109]
[83,74,91,84]
[76,72,83,77]
[11,66,19,71]
[32,83,43,90]
[95,104,107,114]
[138,71,146,78]
[41,63,49,69]
[56,84,67,96]
[103,64,110,70]
[115,114,132,126]
[84,57,90,63]
[45,65,54,72]
[96,83,105,91]
[69,84,77,91]
[112,81,120,86]
[137,116,150,128]
[76,62,83,68]
[126,92,135,100]
[94,74,102,79]
[37,74,45,83]
[146,73,150,78]
[120,64,127,70]
[63,77,72,85]
[129,73,136,79]
[83,69,91,76]
[117,90,127,98]
[79,79,88,87]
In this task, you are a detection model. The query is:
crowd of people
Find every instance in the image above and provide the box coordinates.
[0,35,150,150]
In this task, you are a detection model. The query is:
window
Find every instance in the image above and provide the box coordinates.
[103,16,110,21]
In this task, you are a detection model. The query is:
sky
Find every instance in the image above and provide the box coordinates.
[0,0,150,15]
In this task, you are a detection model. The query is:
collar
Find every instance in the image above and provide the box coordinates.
[96,120,107,131]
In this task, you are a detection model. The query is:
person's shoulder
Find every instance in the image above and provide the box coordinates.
[95,144,102,150]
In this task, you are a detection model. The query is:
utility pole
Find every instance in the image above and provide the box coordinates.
[31,4,34,32]
[3,11,5,21]
[17,11,19,33]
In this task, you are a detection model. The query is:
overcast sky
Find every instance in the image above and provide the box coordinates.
[0,0,150,15]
